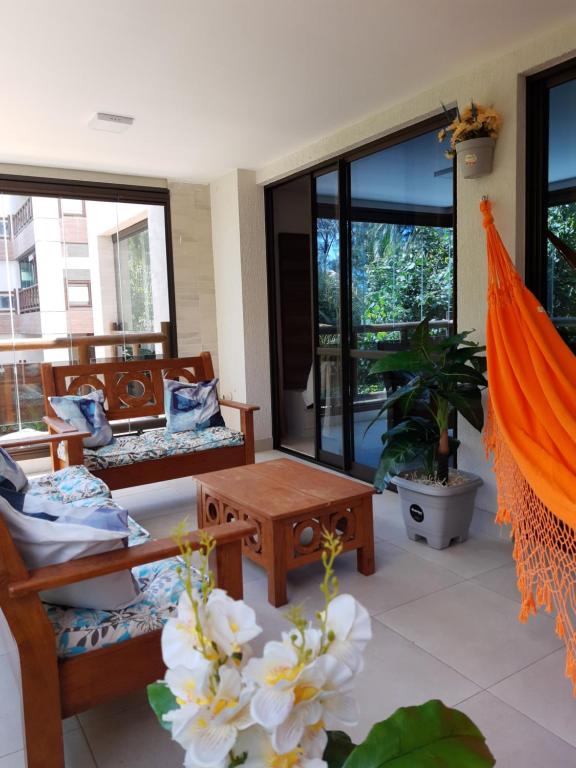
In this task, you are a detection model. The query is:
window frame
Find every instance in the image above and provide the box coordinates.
[65,279,92,308]
[18,247,37,288]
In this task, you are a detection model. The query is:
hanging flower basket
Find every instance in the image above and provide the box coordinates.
[438,101,501,180]
[455,136,496,179]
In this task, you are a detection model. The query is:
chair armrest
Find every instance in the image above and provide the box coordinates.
[8,520,256,598]
[43,416,79,434]
[0,430,90,449]
[219,399,260,413]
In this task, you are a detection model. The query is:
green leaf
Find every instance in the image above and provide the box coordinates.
[147,682,177,733]
[342,700,495,768]
[324,731,357,768]
[409,317,432,353]
[364,378,425,436]
[441,363,488,388]
[373,418,439,491]
[371,351,434,374]
[440,388,484,432]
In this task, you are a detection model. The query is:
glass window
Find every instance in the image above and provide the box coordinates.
[527,60,576,351]
[0,186,172,439]
[65,243,89,258]
[66,281,91,307]
[349,126,454,470]
[60,198,85,216]
[19,251,37,288]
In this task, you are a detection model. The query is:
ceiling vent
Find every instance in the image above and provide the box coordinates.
[88,112,134,133]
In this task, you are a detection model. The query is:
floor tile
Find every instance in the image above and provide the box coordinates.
[0,656,23,757]
[0,753,25,768]
[378,581,563,688]
[490,648,576,747]
[347,621,480,743]
[473,561,521,603]
[64,729,97,768]
[80,696,183,768]
[281,538,463,615]
[457,690,576,767]
[373,492,514,578]
[139,508,197,540]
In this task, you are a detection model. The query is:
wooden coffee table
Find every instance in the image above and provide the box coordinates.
[195,459,375,606]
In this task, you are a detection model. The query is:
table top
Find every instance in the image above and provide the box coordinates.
[194,459,374,520]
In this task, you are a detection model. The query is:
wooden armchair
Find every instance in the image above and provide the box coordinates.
[0,432,256,767]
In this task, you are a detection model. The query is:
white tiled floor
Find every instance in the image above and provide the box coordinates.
[2,450,576,766]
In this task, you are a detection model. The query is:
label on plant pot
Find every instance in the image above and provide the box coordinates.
[410,503,424,523]
[464,153,478,167]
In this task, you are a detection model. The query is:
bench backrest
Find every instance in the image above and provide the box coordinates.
[41,352,216,422]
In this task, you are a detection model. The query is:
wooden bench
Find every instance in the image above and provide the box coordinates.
[0,509,255,768]
[40,352,259,490]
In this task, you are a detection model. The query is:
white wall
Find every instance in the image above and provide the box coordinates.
[210,170,271,444]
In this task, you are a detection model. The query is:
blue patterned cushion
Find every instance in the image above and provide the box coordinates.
[49,390,113,448]
[83,426,244,471]
[46,556,184,658]
[27,465,112,504]
[164,378,225,433]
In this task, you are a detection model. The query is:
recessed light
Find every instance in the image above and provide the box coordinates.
[88,112,134,133]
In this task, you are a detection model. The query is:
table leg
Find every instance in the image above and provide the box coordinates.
[266,521,288,607]
[357,496,375,576]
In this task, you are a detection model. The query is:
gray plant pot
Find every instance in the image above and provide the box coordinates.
[393,470,483,550]
[455,137,495,179]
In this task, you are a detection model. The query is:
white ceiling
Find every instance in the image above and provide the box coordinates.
[1,0,575,183]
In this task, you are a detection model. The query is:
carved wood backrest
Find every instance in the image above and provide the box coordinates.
[41,352,216,422]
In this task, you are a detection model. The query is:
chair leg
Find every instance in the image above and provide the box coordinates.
[20,643,65,768]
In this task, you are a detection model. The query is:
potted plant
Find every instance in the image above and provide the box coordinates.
[438,101,502,178]
[368,318,487,549]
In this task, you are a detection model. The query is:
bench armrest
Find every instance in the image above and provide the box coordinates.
[0,430,90,450]
[43,416,79,434]
[218,399,260,413]
[8,520,256,601]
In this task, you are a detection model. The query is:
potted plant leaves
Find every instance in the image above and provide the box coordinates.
[368,318,487,549]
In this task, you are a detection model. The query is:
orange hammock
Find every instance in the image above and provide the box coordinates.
[481,199,576,691]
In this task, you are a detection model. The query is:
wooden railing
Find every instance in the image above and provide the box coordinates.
[0,320,171,364]
[17,285,40,313]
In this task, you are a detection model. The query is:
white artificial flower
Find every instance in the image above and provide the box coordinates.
[323,594,372,673]
[162,591,212,669]
[165,666,253,768]
[281,627,323,660]
[164,660,212,708]
[271,654,357,755]
[206,589,262,656]
[233,725,327,768]
[243,641,320,731]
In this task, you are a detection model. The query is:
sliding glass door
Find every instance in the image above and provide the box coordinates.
[314,168,346,467]
[267,115,455,481]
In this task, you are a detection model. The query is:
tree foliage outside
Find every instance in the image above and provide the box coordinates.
[547,202,576,348]
[316,217,454,396]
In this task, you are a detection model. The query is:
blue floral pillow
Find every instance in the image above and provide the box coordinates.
[164,378,225,433]
[49,389,113,448]
[0,447,28,491]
